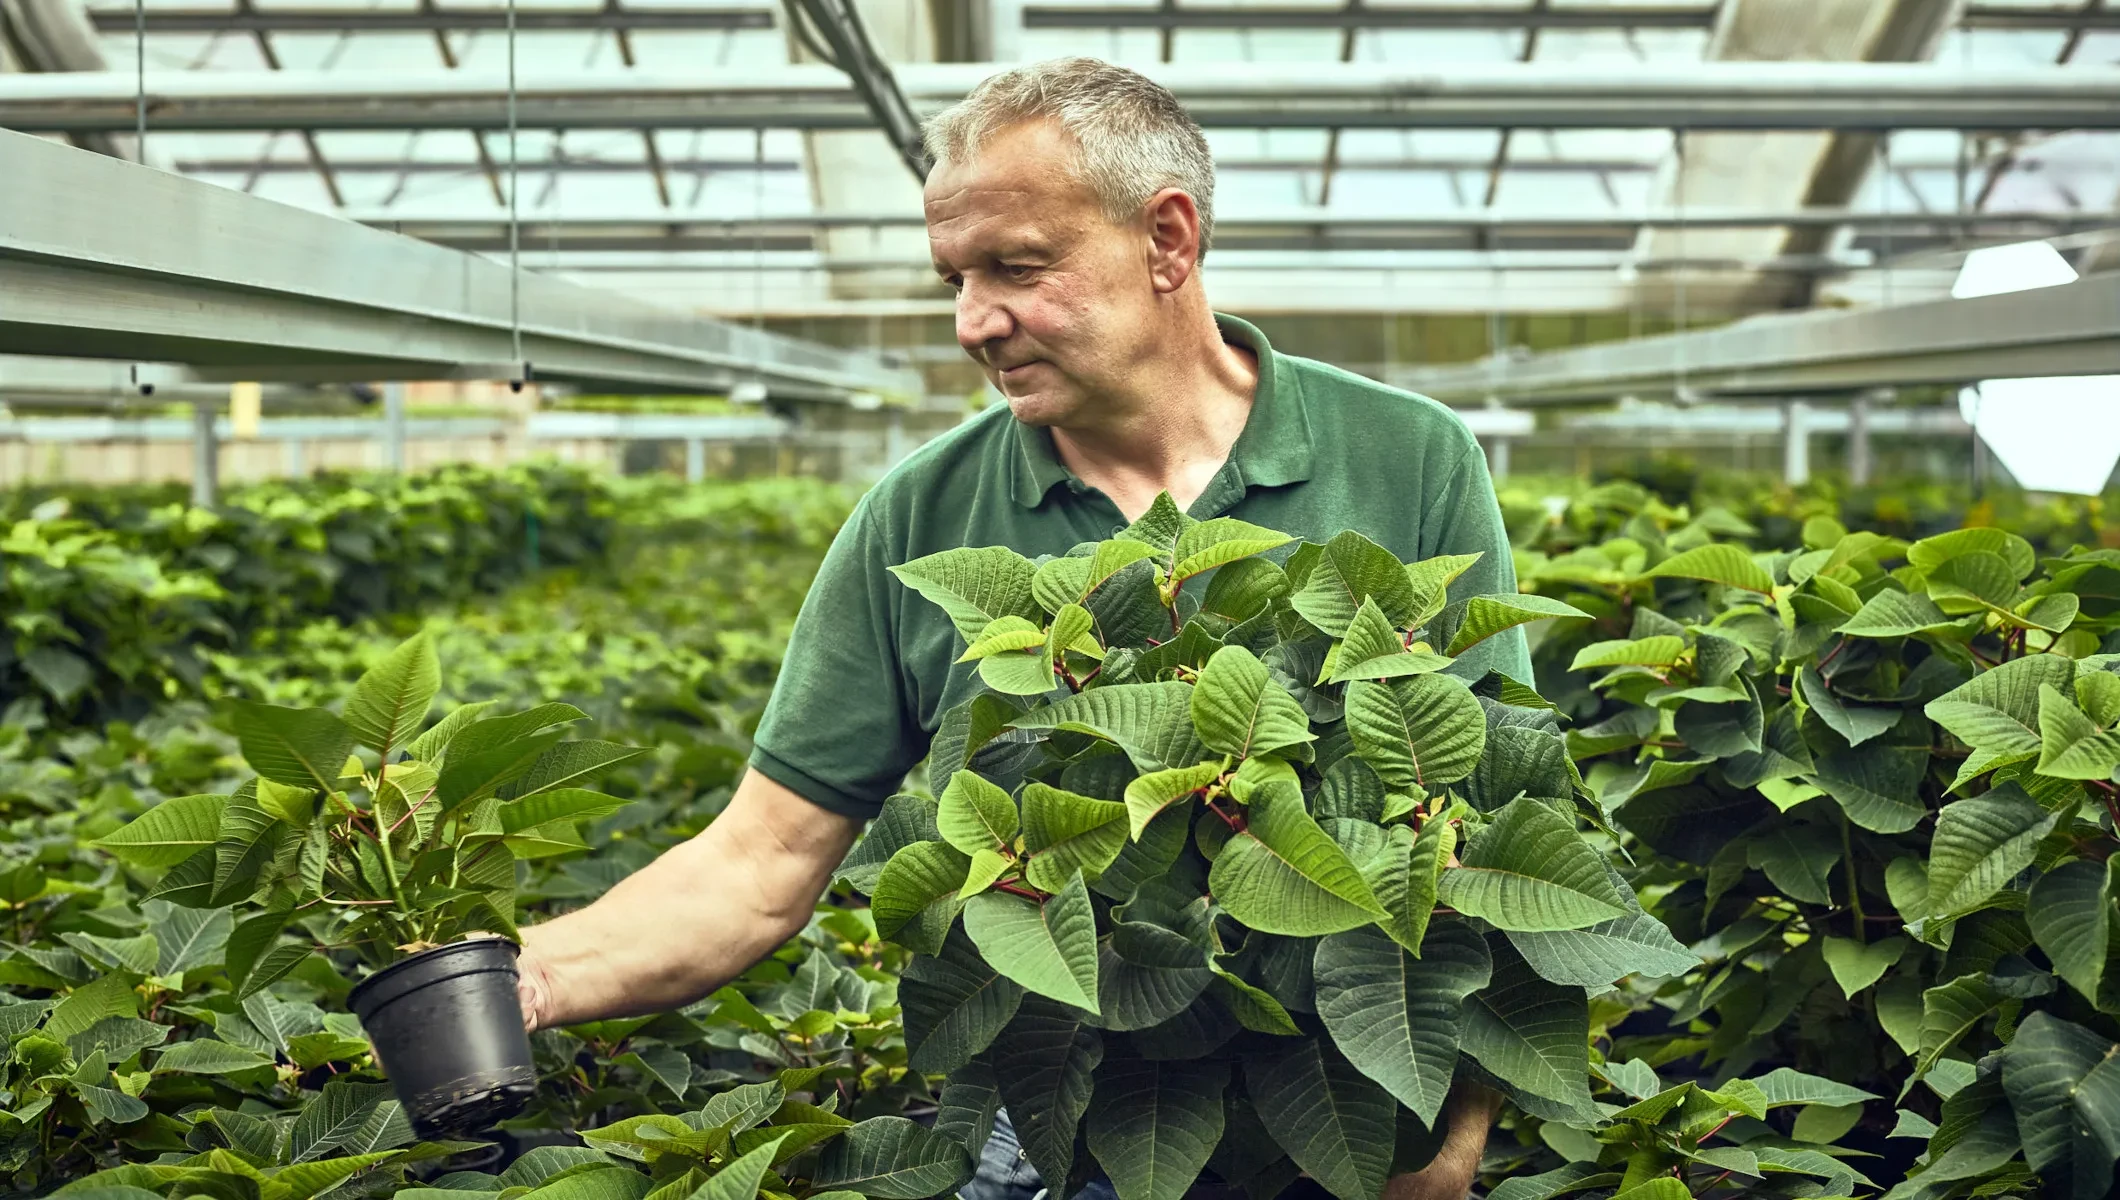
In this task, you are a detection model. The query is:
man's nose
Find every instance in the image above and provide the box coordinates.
[956,278,1013,354]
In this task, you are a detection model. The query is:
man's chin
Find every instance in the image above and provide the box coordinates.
[1002,390,1076,428]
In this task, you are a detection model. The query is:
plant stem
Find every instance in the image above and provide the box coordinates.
[1840,814,1866,943]
[992,881,1044,902]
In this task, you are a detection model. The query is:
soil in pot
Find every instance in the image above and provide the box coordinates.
[350,938,538,1137]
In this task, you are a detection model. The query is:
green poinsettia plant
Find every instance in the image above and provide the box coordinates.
[94,630,648,987]
[837,493,1695,1200]
[1517,508,2120,1200]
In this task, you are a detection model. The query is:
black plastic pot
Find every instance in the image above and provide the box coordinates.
[349,938,537,1137]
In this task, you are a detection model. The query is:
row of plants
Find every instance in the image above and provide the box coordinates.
[1487,485,2120,1199]
[1498,468,2120,560]
[0,477,906,1199]
[21,463,2120,1200]
[3,464,617,730]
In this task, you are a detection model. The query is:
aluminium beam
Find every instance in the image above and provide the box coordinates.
[1020,4,1718,29]
[6,63,2120,133]
[1394,272,2120,405]
[85,5,774,32]
[0,130,921,400]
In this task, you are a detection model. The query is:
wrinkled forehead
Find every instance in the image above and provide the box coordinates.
[922,123,1104,239]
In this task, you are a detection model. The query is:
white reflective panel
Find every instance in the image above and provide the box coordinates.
[247,170,344,210]
[1015,28,1163,63]
[1215,169,1314,209]
[1203,128,1331,162]
[1170,29,1343,61]
[1935,28,2071,65]
[1540,129,1671,161]
[1337,128,1501,162]
[1361,28,1522,62]
[629,29,783,68]
[1963,379,2120,496]
[1952,241,2077,299]
[1322,169,1463,213]
[1490,170,1619,211]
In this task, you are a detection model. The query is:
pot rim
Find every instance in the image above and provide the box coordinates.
[348,935,521,1012]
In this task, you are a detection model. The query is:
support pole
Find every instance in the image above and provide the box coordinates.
[684,436,705,483]
[384,381,407,471]
[1782,399,1810,485]
[1489,436,1512,480]
[1848,390,1875,486]
[190,397,218,506]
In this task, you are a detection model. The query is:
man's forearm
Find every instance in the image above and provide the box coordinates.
[517,769,863,1029]
[1382,1080,1503,1200]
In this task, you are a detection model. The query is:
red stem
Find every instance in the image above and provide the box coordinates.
[993,881,1045,902]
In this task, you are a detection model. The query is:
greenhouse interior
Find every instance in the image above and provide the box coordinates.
[5,1,2120,1198]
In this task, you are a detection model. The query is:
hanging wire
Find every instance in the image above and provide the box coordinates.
[507,0,525,385]
[1672,131,1689,402]
[130,0,147,395]
[1878,136,1894,308]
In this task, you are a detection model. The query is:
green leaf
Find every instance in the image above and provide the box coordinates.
[2028,858,2112,1002]
[1910,527,2036,580]
[958,616,1048,662]
[1927,551,2021,613]
[1013,682,1203,773]
[1404,552,1483,623]
[992,996,1103,1187]
[1291,531,1419,636]
[402,698,497,763]
[1245,1038,1396,1200]
[94,794,228,869]
[1344,674,1485,790]
[1642,543,1773,594]
[1999,1011,2117,1179]
[1364,822,1453,954]
[979,647,1059,696]
[1925,787,2057,920]
[150,904,233,975]
[1917,974,2006,1079]
[963,873,1101,1012]
[900,929,1024,1075]
[1330,598,1448,684]
[499,741,650,800]
[1124,760,1223,841]
[152,1038,273,1074]
[871,842,971,956]
[1821,936,1905,999]
[1209,780,1385,937]
[1021,783,1129,893]
[1797,665,1900,749]
[48,973,140,1041]
[1191,645,1315,761]
[1745,823,1839,906]
[1568,636,1687,671]
[1926,653,2073,784]
[890,546,1040,644]
[289,1078,393,1162]
[1438,798,1627,932]
[1086,1053,1229,1200]
[684,1137,784,1200]
[813,1117,972,1200]
[1810,729,1926,834]
[1171,517,1293,583]
[1462,942,1593,1111]
[1506,912,1699,989]
[498,788,631,835]
[232,703,357,794]
[342,630,441,756]
[937,770,1019,858]
[1836,589,1959,638]
[1439,594,1591,657]
[1313,921,1491,1127]
[2080,669,2120,727]
[2038,682,2120,780]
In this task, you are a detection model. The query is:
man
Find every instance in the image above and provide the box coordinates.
[518,56,1527,1200]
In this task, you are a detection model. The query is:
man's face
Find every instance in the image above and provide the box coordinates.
[924,120,1154,427]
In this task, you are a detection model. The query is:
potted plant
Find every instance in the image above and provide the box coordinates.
[845,496,1697,1200]
[95,630,644,1136]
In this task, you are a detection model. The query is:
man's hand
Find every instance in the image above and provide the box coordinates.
[1382,1081,1503,1200]
[513,769,861,1032]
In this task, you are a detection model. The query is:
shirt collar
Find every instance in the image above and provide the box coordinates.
[1010,312,1316,509]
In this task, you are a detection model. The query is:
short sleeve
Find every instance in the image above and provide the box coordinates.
[749,497,924,819]
[1425,437,1537,687]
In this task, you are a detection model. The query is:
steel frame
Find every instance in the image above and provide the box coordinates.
[7,64,2119,132]
[0,130,922,399]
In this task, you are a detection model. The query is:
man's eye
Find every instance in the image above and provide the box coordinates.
[1001,264,1036,281]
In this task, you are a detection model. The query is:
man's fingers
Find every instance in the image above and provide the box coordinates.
[516,954,553,1033]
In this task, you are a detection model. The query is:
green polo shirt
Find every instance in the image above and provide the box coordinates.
[751,314,1532,819]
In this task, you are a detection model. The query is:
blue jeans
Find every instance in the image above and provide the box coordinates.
[962,1110,1120,1200]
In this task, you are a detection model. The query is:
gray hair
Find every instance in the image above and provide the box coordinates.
[923,57,1217,258]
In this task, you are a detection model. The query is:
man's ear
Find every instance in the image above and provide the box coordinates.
[1144,188,1203,294]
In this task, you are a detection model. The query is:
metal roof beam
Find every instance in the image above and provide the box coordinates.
[85,6,775,32]
[1393,272,2120,404]
[0,129,921,399]
[6,64,2118,133]
[1022,3,1718,28]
